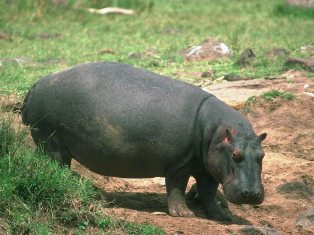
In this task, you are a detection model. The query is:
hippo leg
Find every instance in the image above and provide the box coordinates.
[166,168,195,217]
[31,128,72,167]
[194,173,232,221]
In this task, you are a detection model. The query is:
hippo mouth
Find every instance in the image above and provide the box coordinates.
[223,183,265,205]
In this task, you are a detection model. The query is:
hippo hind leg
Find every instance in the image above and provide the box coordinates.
[31,127,72,167]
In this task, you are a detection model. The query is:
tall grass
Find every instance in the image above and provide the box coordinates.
[0,115,165,234]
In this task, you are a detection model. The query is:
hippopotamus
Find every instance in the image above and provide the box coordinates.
[22,62,267,221]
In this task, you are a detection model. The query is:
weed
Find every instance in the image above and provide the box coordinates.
[261,90,296,101]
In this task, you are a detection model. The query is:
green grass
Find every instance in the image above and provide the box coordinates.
[244,89,296,112]
[0,115,165,234]
[260,89,296,101]
[1,0,314,97]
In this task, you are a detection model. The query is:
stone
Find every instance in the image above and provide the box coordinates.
[239,226,263,235]
[235,48,256,66]
[295,207,314,229]
[260,226,281,235]
[276,181,313,199]
[285,56,314,72]
[183,38,232,62]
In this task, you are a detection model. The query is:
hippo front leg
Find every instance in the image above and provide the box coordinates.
[194,172,232,221]
[165,169,195,217]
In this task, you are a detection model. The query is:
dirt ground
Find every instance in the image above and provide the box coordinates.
[1,73,313,234]
[71,75,314,234]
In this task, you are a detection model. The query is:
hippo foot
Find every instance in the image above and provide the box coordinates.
[169,204,195,217]
[206,204,232,222]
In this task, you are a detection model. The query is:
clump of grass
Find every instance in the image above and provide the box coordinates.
[0,117,18,157]
[274,3,314,18]
[0,115,165,234]
[260,89,296,101]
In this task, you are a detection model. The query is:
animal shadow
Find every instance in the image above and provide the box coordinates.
[100,189,251,225]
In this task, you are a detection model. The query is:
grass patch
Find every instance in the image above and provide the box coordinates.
[0,115,165,234]
[260,89,296,101]
[244,89,296,113]
[1,0,314,96]
[274,3,314,18]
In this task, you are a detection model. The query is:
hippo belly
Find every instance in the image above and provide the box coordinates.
[22,62,210,178]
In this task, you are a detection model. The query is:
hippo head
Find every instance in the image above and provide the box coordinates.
[205,125,267,205]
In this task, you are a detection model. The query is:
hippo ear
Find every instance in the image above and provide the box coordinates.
[211,125,233,145]
[259,133,267,142]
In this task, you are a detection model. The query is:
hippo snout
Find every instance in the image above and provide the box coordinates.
[240,186,265,205]
[223,182,265,205]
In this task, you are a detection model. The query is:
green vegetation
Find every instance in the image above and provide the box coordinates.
[260,89,296,101]
[0,116,165,234]
[1,0,314,97]
[244,89,296,111]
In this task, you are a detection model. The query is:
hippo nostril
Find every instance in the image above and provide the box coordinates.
[242,190,250,197]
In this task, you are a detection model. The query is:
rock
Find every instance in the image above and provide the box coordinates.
[286,0,314,8]
[295,207,314,229]
[239,226,263,235]
[235,48,256,66]
[239,226,280,235]
[276,181,313,199]
[183,38,232,62]
[224,73,246,81]
[265,48,289,57]
[260,226,281,235]
[285,56,314,72]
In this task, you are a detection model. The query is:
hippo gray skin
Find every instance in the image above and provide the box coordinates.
[22,62,267,221]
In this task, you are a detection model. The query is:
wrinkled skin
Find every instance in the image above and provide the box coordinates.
[206,126,266,205]
[22,62,267,221]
